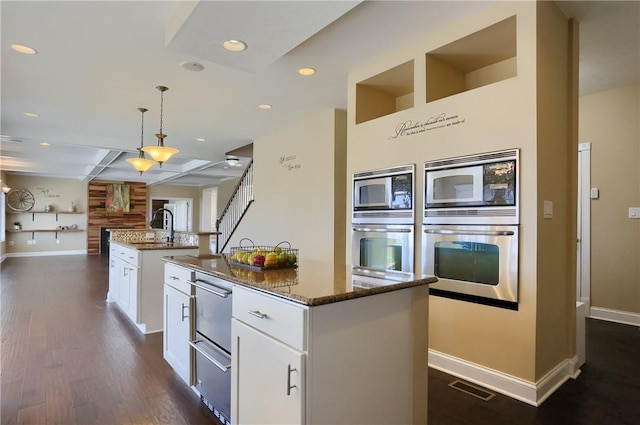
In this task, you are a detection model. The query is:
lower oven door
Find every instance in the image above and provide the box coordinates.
[351,224,414,276]
[190,335,232,425]
[422,224,518,309]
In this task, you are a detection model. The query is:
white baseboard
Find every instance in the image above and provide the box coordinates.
[589,306,640,326]
[428,350,579,406]
[4,250,88,257]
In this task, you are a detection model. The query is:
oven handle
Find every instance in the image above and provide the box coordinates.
[187,279,231,298]
[424,229,515,236]
[353,227,412,233]
[188,339,232,373]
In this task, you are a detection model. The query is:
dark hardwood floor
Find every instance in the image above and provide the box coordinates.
[1,255,638,425]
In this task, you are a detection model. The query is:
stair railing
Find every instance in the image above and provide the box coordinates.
[216,159,254,253]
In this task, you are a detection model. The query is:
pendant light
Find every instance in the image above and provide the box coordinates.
[141,86,179,166]
[127,107,157,174]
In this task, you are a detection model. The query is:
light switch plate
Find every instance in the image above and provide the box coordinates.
[629,207,640,219]
[544,200,553,219]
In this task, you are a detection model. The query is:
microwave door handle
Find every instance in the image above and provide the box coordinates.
[424,229,515,236]
[353,227,412,233]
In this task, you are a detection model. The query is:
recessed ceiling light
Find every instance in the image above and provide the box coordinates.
[181,61,205,72]
[258,104,272,110]
[23,112,39,118]
[40,142,51,147]
[196,138,206,142]
[223,39,247,52]
[11,44,37,55]
[298,67,316,76]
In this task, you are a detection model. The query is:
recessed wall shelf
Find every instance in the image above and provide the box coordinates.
[355,60,414,124]
[426,15,517,103]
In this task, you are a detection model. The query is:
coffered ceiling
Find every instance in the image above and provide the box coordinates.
[1,1,638,186]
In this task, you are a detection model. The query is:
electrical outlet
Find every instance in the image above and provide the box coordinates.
[26,240,32,245]
[629,207,640,219]
[56,239,61,245]
[8,240,14,246]
[31,239,36,245]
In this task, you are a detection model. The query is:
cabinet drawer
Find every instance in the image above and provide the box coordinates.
[233,285,307,351]
[164,263,194,294]
[111,243,140,266]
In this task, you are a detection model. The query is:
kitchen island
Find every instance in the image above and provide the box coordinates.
[163,253,436,425]
[108,241,199,334]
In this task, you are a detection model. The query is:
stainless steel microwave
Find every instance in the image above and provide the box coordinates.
[353,164,414,224]
[424,149,519,225]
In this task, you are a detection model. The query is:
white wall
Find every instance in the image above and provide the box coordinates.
[227,109,346,264]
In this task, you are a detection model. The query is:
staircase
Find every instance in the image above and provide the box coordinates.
[216,159,254,253]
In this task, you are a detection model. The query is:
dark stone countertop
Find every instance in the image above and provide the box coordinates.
[162,254,437,306]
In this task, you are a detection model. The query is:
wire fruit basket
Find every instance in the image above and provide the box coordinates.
[229,238,298,271]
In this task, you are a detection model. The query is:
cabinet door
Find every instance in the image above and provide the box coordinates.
[116,261,131,314]
[163,284,192,385]
[232,319,304,425]
[128,266,139,322]
[108,256,118,302]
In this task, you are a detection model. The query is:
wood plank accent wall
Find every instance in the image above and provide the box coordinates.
[87,180,147,254]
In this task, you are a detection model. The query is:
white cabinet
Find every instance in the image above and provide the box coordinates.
[108,242,197,334]
[232,319,304,424]
[108,243,140,322]
[232,283,429,425]
[232,286,307,424]
[163,263,194,385]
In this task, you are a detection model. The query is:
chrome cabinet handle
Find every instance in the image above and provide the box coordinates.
[287,365,297,396]
[248,310,267,319]
[169,275,179,281]
[181,303,188,321]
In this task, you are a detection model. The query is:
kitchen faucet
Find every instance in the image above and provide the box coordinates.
[150,208,175,243]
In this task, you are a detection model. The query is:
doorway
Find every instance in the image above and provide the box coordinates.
[149,197,193,232]
[576,142,592,369]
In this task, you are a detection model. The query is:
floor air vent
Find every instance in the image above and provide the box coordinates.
[448,380,495,401]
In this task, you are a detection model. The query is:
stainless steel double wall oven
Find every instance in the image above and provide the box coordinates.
[351,164,415,278]
[422,149,520,310]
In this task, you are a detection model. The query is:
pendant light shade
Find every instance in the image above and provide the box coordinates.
[127,107,157,174]
[141,86,179,166]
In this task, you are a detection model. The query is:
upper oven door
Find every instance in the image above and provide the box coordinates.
[351,224,414,276]
[425,165,484,208]
[422,224,518,305]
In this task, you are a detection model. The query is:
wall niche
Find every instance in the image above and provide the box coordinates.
[355,60,414,124]
[426,15,517,103]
